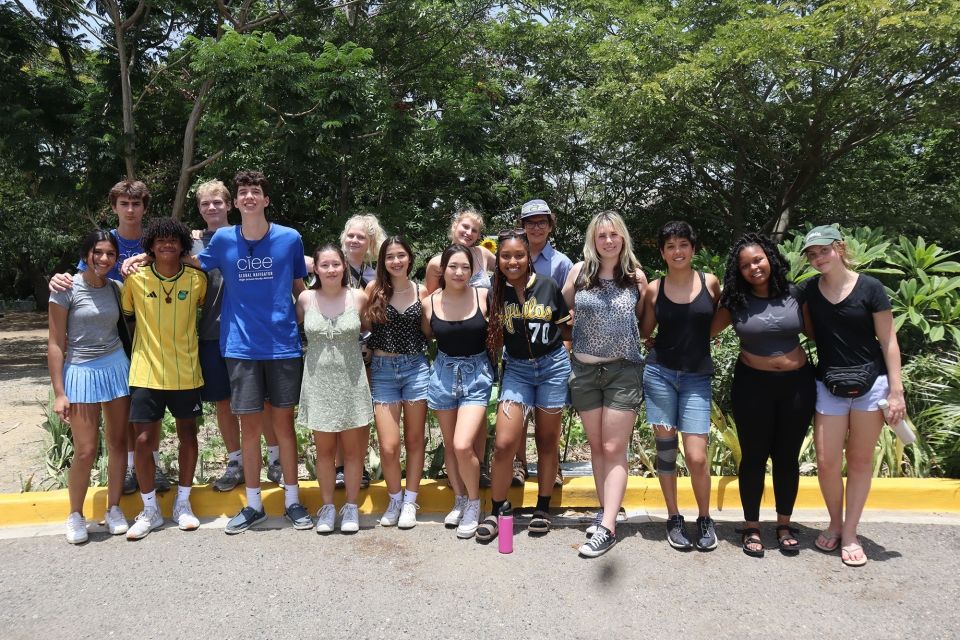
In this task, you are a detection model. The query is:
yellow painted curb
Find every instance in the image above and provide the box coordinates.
[1,477,957,527]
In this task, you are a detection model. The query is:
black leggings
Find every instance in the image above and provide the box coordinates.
[731,360,816,522]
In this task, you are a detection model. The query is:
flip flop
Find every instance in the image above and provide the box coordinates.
[814,530,840,553]
[841,542,868,567]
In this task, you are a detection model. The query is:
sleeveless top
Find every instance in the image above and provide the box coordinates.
[647,271,714,374]
[731,288,803,357]
[430,289,488,357]
[571,278,643,364]
[468,246,491,288]
[366,292,428,355]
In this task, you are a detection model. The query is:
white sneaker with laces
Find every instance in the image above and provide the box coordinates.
[339,503,360,533]
[456,499,481,539]
[398,502,419,529]
[65,512,88,544]
[173,500,200,531]
[104,505,128,535]
[444,495,468,527]
[315,504,336,534]
[126,506,164,540]
[379,496,403,527]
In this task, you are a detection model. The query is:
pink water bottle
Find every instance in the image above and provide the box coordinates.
[498,502,513,554]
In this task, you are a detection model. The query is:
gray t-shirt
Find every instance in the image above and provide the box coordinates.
[192,232,224,341]
[48,277,122,364]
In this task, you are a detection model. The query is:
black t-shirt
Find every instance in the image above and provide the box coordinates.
[489,274,571,359]
[801,274,891,374]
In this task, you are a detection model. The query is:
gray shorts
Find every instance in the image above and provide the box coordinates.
[569,355,643,413]
[225,357,303,414]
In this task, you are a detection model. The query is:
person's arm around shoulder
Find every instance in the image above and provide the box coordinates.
[477,287,490,318]
[705,272,722,307]
[424,255,442,294]
[801,301,815,341]
[417,282,429,301]
[295,289,311,325]
[48,272,75,294]
[639,279,661,339]
[633,266,649,318]
[47,299,70,423]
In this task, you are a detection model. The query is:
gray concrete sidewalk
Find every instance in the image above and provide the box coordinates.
[2,518,957,639]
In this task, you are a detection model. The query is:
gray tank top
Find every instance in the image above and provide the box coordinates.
[572,278,643,363]
[731,290,803,357]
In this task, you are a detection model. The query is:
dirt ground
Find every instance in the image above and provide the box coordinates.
[0,312,51,493]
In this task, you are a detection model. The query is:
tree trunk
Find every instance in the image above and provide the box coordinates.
[171,78,216,219]
[770,204,791,243]
[20,252,50,312]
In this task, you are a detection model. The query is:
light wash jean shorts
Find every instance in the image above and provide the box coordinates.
[500,346,571,410]
[815,374,889,415]
[427,351,493,411]
[642,362,712,435]
[370,354,430,405]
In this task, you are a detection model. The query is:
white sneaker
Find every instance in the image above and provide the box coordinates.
[398,502,419,529]
[65,512,88,544]
[173,500,200,531]
[315,504,336,534]
[380,496,403,527]
[444,495,468,527]
[339,503,360,533]
[104,506,128,535]
[126,506,163,540]
[456,499,481,539]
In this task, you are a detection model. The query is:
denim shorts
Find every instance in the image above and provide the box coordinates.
[642,362,712,434]
[427,351,493,411]
[370,354,430,405]
[569,355,643,413]
[501,347,571,410]
[198,339,231,403]
[815,374,889,415]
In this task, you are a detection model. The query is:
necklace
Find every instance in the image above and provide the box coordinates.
[241,223,270,257]
[115,231,142,254]
[160,281,175,303]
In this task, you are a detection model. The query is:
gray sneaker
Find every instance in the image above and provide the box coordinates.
[122,466,138,495]
[284,503,314,530]
[213,460,244,492]
[266,460,283,485]
[224,506,267,535]
[695,516,718,551]
[666,514,694,551]
[153,466,172,493]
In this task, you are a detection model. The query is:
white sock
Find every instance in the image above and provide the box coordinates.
[389,491,402,503]
[141,490,157,509]
[152,451,160,465]
[246,487,263,512]
[267,446,280,466]
[283,484,299,508]
[176,485,191,503]
[403,490,418,504]
[127,451,135,467]
[227,450,241,464]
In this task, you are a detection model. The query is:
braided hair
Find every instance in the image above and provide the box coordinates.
[486,230,532,360]
[719,233,790,312]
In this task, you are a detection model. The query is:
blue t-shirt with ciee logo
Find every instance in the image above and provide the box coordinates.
[197,223,307,360]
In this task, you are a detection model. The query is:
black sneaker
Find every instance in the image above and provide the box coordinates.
[578,525,617,558]
[666,514,694,551]
[335,466,345,489]
[360,468,371,489]
[695,516,718,551]
[153,467,172,493]
[224,506,267,535]
[122,466,138,495]
[284,503,314,530]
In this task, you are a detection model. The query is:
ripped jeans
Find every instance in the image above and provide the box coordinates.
[500,346,571,413]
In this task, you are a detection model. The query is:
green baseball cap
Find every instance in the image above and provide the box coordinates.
[801,225,842,252]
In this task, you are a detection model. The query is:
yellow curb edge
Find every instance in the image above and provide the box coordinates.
[1,477,957,527]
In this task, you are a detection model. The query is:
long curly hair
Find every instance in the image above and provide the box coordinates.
[142,217,192,257]
[486,229,532,359]
[365,236,414,326]
[719,233,791,312]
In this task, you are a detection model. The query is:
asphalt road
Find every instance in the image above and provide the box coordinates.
[2,517,958,640]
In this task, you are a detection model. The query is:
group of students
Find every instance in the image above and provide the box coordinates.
[48,171,905,566]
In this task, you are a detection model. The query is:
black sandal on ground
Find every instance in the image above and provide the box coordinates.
[737,527,764,558]
[476,515,499,542]
[528,510,551,535]
[776,525,800,555]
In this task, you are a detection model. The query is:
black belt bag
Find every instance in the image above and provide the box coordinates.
[823,361,880,398]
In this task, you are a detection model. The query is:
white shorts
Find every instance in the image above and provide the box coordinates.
[815,374,889,415]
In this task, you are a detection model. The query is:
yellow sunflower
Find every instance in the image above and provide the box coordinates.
[480,236,498,254]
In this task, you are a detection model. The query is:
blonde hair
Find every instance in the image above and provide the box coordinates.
[578,210,641,289]
[340,213,386,263]
[195,179,231,204]
[447,207,484,244]
[804,239,855,270]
